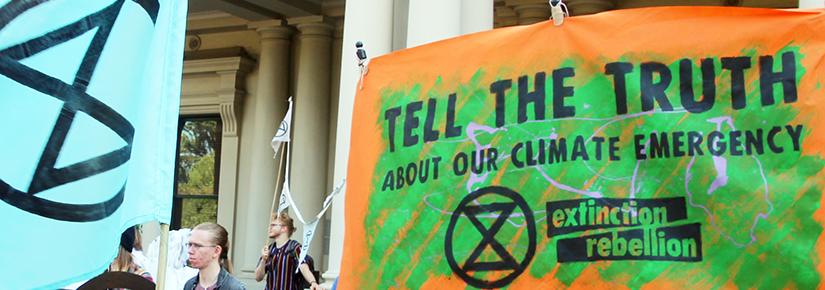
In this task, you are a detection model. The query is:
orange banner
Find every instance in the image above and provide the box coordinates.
[343,7,825,289]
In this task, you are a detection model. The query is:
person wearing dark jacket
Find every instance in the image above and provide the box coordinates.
[184,223,245,290]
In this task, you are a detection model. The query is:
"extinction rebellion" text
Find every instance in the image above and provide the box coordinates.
[548,197,702,262]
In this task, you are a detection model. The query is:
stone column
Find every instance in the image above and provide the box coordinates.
[507,0,550,25]
[565,0,615,16]
[322,17,344,271]
[287,15,334,274]
[239,20,292,274]
[799,0,825,8]
[461,0,494,34]
[327,0,395,285]
[327,18,344,197]
[407,0,461,47]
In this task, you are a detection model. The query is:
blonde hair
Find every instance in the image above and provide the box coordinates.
[193,223,234,273]
[275,212,296,236]
[110,247,134,272]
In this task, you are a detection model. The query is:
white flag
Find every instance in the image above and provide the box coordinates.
[315,179,346,220]
[276,139,294,219]
[276,181,291,216]
[270,97,293,157]
[285,181,307,224]
[296,219,320,273]
[276,142,305,224]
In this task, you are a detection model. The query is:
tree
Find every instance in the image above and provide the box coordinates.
[176,119,218,192]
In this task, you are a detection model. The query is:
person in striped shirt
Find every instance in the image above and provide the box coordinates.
[255,212,322,290]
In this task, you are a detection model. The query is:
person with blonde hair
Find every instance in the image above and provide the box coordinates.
[255,212,321,290]
[109,226,153,281]
[184,223,245,290]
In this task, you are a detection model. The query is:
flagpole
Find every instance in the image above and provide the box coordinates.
[155,223,170,290]
[265,142,287,246]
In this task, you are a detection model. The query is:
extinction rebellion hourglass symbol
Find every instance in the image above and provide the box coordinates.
[445,186,537,288]
[0,0,159,222]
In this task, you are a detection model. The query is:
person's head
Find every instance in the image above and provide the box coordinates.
[268,212,295,239]
[119,226,136,253]
[111,226,137,271]
[188,223,233,273]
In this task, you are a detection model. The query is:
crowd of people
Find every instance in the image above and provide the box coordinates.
[100,212,322,290]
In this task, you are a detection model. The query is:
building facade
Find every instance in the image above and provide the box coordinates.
[139,0,819,289]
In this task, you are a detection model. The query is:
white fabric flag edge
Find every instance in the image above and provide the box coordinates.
[291,179,345,273]
[276,181,290,216]
[284,180,306,224]
[280,142,306,224]
[315,179,346,220]
[296,219,319,273]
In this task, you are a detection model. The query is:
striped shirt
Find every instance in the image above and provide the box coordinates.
[264,240,302,290]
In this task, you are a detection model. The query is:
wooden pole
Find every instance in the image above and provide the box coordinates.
[265,142,287,246]
[155,223,170,290]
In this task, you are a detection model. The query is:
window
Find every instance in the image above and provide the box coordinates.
[171,116,222,230]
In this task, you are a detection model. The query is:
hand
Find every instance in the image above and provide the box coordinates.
[261,245,269,260]
[310,282,323,290]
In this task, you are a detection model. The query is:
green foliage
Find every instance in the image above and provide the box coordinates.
[181,120,219,157]
[177,119,218,195]
[175,118,220,228]
[181,199,218,229]
[178,153,215,195]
